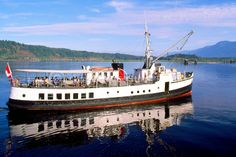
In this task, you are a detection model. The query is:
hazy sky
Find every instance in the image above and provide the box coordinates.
[1,0,236,56]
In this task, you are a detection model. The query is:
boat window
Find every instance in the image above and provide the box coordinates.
[48,121,53,128]
[107,119,109,123]
[131,91,133,94]
[81,119,86,126]
[65,93,70,100]
[65,120,70,127]
[48,94,53,100]
[117,91,119,93]
[110,72,113,76]
[137,113,139,116]
[99,72,102,76]
[39,93,44,100]
[56,120,62,128]
[148,89,151,92]
[137,91,139,93]
[143,90,145,93]
[149,112,151,115]
[89,118,94,125]
[81,93,86,99]
[117,117,119,121]
[22,94,26,97]
[89,92,94,98]
[107,91,109,94]
[143,113,145,117]
[57,93,62,100]
[38,123,44,132]
[73,93,78,99]
[73,119,78,127]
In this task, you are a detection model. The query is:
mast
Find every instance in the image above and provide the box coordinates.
[143,22,153,69]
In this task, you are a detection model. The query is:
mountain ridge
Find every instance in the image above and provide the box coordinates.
[181,41,236,58]
[0,40,143,61]
[1,40,236,61]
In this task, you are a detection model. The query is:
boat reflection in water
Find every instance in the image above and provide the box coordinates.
[7,97,193,156]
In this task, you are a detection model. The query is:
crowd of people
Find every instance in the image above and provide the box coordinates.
[32,76,82,87]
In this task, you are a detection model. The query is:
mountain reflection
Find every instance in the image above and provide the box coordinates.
[6,97,193,153]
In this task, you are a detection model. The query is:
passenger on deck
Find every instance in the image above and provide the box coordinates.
[73,77,80,86]
[34,77,39,87]
[11,78,19,87]
[54,77,60,86]
[38,77,44,87]
[44,77,50,87]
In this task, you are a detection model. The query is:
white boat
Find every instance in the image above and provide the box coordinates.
[7,26,194,111]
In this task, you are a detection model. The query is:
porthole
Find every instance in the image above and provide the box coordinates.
[107,91,109,94]
[22,94,26,97]
[148,89,151,92]
[131,91,133,94]
[117,91,119,93]
[89,92,94,98]
[137,91,139,93]
[143,90,145,93]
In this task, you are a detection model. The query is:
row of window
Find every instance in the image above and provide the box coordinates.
[39,92,94,100]
[38,118,95,132]
[37,87,157,100]
[93,72,113,77]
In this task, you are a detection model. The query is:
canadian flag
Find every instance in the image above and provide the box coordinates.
[5,63,13,79]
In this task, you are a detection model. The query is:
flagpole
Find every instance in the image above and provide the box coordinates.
[5,62,14,85]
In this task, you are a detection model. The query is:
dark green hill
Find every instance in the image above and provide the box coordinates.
[0,40,143,61]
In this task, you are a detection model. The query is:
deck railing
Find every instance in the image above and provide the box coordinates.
[11,78,156,89]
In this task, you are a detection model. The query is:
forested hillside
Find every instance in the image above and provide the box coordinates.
[0,40,143,61]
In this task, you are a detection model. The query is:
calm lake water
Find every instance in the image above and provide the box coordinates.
[0,61,236,157]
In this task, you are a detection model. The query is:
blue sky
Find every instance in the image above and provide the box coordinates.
[1,0,236,56]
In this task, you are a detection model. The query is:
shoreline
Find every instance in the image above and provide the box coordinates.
[0,59,235,64]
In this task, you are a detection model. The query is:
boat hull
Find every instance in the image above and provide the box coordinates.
[8,84,192,111]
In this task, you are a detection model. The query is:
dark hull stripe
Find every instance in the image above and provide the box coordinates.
[8,84,192,111]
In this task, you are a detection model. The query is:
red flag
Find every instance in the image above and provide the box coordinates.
[119,68,124,81]
[5,63,12,79]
